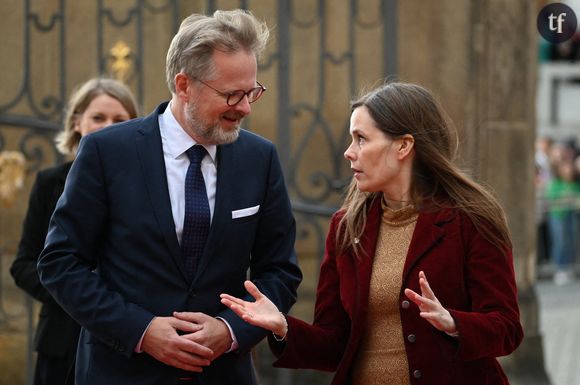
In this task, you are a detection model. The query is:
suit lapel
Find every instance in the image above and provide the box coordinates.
[135,103,188,282]
[191,141,234,286]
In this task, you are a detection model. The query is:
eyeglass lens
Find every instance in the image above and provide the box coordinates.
[227,87,264,106]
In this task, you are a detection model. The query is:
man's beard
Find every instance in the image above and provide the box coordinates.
[185,101,241,145]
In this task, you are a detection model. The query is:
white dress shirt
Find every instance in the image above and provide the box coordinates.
[159,103,217,243]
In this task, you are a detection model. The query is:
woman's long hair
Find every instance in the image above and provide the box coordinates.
[338,82,512,256]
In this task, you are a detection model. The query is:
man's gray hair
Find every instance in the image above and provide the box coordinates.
[166,9,269,94]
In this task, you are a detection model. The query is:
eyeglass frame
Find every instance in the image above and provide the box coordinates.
[191,76,266,106]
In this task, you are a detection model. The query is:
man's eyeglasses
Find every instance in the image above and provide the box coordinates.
[193,77,266,106]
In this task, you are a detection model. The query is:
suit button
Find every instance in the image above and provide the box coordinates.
[407,334,416,343]
[413,369,422,379]
[401,300,410,309]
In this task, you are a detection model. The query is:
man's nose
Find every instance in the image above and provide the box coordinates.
[234,96,252,115]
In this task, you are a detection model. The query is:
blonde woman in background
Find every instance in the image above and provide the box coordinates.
[10,77,138,385]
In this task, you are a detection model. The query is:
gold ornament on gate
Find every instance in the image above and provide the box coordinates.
[109,40,133,82]
[0,151,26,208]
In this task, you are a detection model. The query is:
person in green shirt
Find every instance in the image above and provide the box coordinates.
[545,158,580,285]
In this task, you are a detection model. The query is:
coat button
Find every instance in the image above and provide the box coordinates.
[401,300,410,309]
[413,369,422,379]
[407,334,416,343]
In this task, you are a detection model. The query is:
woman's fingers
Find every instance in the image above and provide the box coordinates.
[220,282,267,326]
[405,288,437,313]
[220,297,260,325]
[220,281,263,305]
[220,297,248,315]
[405,287,428,305]
[404,288,421,305]
[418,271,436,300]
[406,272,457,334]
[244,280,264,299]
[219,293,246,306]
[220,281,284,333]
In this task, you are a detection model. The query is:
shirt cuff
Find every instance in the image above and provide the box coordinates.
[216,317,239,352]
[134,318,155,353]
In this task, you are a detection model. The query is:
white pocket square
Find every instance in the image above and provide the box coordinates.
[231,205,260,219]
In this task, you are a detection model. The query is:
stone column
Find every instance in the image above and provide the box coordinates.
[399,1,550,383]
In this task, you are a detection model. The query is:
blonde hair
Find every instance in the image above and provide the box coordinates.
[55,77,138,155]
[165,9,269,93]
[339,82,512,256]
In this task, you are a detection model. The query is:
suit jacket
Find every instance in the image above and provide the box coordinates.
[10,161,80,358]
[38,102,302,385]
[271,197,523,385]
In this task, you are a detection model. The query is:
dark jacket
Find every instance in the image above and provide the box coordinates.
[11,161,80,357]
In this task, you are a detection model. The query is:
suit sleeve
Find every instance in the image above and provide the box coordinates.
[218,144,302,352]
[11,171,56,303]
[37,136,154,357]
[448,214,524,360]
[270,213,350,371]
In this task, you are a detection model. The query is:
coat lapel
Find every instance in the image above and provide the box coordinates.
[353,197,382,321]
[354,200,457,301]
[333,196,381,381]
[135,103,188,282]
[402,208,456,281]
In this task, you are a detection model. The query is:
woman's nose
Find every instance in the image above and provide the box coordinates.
[344,143,355,160]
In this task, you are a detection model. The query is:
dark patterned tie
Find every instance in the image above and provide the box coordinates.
[181,145,210,278]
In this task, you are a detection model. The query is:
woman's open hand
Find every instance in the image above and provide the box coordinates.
[404,271,458,336]
[220,280,287,337]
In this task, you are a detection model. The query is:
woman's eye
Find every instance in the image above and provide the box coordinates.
[358,136,366,145]
[92,115,104,122]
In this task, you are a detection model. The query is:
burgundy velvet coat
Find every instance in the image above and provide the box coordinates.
[270,198,523,385]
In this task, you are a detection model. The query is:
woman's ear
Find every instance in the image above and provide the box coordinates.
[397,134,415,159]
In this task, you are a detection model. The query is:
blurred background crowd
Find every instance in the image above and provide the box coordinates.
[535,136,580,285]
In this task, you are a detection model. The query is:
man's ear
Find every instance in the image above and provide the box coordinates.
[397,134,415,159]
[174,73,190,100]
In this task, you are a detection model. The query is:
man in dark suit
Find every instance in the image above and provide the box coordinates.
[38,9,302,385]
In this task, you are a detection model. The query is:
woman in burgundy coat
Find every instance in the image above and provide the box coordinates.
[221,82,523,385]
